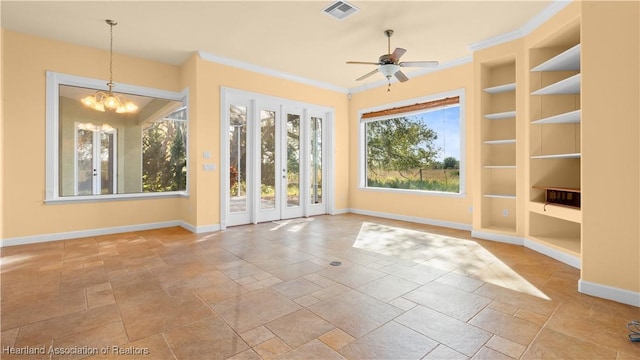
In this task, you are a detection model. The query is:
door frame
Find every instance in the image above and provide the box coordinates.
[220,87,335,229]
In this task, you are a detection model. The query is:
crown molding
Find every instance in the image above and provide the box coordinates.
[469,0,572,51]
[197,50,349,94]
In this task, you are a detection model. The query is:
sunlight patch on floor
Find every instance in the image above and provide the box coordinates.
[270,218,314,232]
[353,222,550,300]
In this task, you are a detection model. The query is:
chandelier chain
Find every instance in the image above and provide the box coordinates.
[109,21,114,88]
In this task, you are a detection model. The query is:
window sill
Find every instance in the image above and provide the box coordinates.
[358,186,467,198]
[45,191,189,204]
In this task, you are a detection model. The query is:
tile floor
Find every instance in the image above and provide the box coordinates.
[1,214,639,359]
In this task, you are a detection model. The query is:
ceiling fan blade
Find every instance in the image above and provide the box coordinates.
[356,68,379,81]
[399,61,439,68]
[347,61,380,65]
[394,70,409,82]
[390,48,407,62]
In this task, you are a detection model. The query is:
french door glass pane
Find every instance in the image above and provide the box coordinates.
[100,132,115,194]
[286,114,300,208]
[229,105,247,213]
[260,110,276,209]
[310,117,322,204]
[76,129,94,196]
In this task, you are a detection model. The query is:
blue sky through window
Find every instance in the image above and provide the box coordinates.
[406,105,460,162]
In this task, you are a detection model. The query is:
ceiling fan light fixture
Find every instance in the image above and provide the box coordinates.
[379,64,400,78]
[81,19,138,114]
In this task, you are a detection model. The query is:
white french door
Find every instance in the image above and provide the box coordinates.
[223,90,330,227]
[75,123,117,195]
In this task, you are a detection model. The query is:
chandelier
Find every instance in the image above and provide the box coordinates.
[81,19,138,114]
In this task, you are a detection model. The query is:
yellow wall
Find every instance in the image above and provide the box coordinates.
[1,30,185,239]
[349,64,474,226]
[183,55,350,229]
[1,30,349,239]
[581,1,640,293]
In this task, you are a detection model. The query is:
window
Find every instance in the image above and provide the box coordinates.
[46,72,188,202]
[360,91,464,195]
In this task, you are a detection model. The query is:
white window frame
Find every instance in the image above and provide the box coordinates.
[358,88,466,198]
[45,71,189,203]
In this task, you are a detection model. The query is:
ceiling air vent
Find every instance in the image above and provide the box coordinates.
[322,1,359,20]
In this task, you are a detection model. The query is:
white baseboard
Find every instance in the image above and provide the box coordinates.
[348,208,472,231]
[180,222,221,234]
[579,279,640,307]
[523,238,581,269]
[0,220,220,247]
[471,230,524,245]
[331,208,351,215]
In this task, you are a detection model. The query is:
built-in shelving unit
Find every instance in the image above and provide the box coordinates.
[528,23,581,261]
[480,58,517,233]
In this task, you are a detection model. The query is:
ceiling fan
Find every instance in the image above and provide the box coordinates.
[347,29,439,91]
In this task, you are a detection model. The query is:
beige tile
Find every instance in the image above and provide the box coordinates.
[319,264,386,288]
[308,290,403,338]
[396,305,491,357]
[356,275,420,302]
[469,307,541,346]
[51,321,129,360]
[265,309,334,348]
[310,283,351,301]
[253,337,292,360]
[276,339,345,360]
[212,288,301,333]
[1,328,19,348]
[269,261,325,286]
[272,278,323,299]
[1,290,87,331]
[226,349,262,360]
[471,347,515,360]
[380,263,440,284]
[546,301,640,355]
[15,304,121,347]
[488,300,519,316]
[423,345,469,360]
[242,276,283,291]
[389,297,417,311]
[2,214,636,360]
[514,308,548,326]
[404,281,492,321]
[292,294,321,307]
[119,295,214,341]
[195,279,249,304]
[339,321,437,359]
[240,326,275,347]
[522,328,616,359]
[435,271,485,292]
[485,335,527,359]
[318,328,355,351]
[164,317,249,360]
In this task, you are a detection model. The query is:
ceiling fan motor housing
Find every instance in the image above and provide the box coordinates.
[379,54,396,64]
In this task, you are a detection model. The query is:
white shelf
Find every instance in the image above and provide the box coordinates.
[484,139,516,145]
[531,153,581,159]
[484,165,516,169]
[531,44,581,72]
[532,74,581,95]
[529,201,581,224]
[531,110,581,125]
[484,194,516,199]
[484,111,516,120]
[483,83,516,94]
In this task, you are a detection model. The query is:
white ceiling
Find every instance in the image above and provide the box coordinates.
[1,1,554,91]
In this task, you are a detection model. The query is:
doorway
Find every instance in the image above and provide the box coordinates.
[222,88,333,227]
